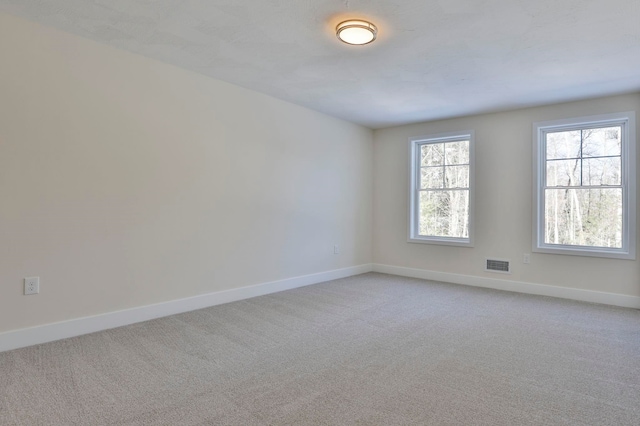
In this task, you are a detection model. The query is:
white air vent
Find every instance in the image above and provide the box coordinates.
[485,258,511,274]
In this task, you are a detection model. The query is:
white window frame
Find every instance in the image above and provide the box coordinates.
[408,130,475,247]
[532,112,636,259]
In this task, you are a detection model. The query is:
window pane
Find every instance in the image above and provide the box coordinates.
[544,188,622,248]
[583,157,621,186]
[419,190,469,238]
[421,143,444,166]
[444,165,469,188]
[420,166,444,189]
[546,130,581,160]
[546,159,581,187]
[445,140,469,165]
[582,126,621,157]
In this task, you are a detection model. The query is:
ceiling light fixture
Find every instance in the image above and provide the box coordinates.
[336,20,377,45]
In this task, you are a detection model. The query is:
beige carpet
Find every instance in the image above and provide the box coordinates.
[1,272,639,425]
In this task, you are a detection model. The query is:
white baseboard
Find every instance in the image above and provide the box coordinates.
[0,264,373,353]
[373,264,640,309]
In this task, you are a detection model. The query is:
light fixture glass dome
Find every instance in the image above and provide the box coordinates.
[336,20,377,45]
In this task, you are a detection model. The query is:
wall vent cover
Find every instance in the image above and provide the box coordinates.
[485,258,511,274]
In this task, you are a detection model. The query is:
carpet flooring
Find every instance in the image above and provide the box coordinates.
[1,272,639,425]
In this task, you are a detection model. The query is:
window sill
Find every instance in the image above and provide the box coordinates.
[533,244,635,260]
[408,236,473,247]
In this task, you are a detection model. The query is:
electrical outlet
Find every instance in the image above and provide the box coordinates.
[523,253,530,264]
[24,277,39,295]
[334,244,340,254]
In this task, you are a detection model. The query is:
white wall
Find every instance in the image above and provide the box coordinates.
[0,13,373,334]
[374,93,640,298]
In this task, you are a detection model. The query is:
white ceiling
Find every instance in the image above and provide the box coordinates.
[1,0,639,128]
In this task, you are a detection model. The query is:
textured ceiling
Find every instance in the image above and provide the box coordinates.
[1,0,639,128]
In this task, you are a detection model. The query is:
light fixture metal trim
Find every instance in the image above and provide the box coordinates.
[336,20,377,45]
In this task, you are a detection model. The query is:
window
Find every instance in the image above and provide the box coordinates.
[409,131,475,246]
[533,112,636,259]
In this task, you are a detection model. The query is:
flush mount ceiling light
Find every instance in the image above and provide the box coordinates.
[336,20,377,45]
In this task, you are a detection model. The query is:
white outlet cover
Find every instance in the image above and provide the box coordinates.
[24,277,40,295]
